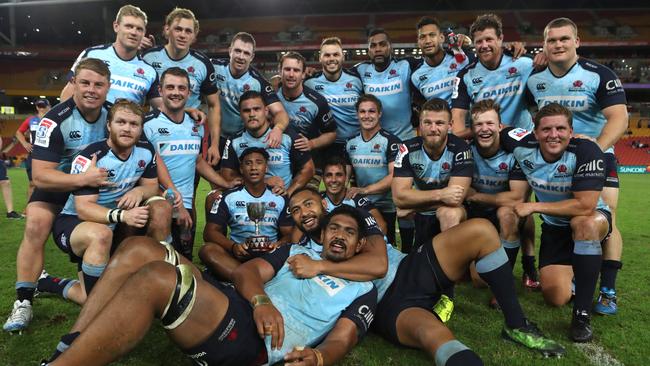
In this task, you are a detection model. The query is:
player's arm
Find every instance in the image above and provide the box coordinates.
[273,224,294,248]
[203,222,238,255]
[308,131,336,150]
[74,193,149,228]
[451,108,472,138]
[515,189,600,218]
[15,120,32,152]
[368,207,388,235]
[285,318,360,366]
[32,156,109,191]
[205,93,223,164]
[60,82,74,100]
[266,101,290,147]
[319,233,387,280]
[153,154,182,206]
[468,179,530,208]
[196,157,237,190]
[309,101,337,150]
[597,104,628,152]
[287,159,315,197]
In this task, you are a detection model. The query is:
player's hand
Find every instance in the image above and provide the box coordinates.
[514,202,535,218]
[169,188,183,208]
[123,206,150,228]
[440,185,465,206]
[533,52,548,70]
[22,142,33,153]
[304,66,318,78]
[505,41,527,59]
[284,347,319,365]
[206,143,221,166]
[266,176,286,196]
[232,243,250,260]
[346,186,364,199]
[265,126,283,148]
[294,134,312,152]
[186,108,207,125]
[228,177,243,188]
[116,189,144,209]
[139,34,155,51]
[253,303,285,350]
[287,254,323,279]
[82,154,112,187]
[177,205,193,230]
[464,187,477,202]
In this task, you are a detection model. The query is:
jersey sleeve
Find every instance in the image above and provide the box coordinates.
[146,74,161,100]
[572,140,606,192]
[141,143,158,179]
[451,69,471,110]
[315,96,337,134]
[353,195,376,211]
[252,70,280,106]
[358,207,383,237]
[339,286,377,339]
[499,127,533,153]
[220,138,239,171]
[31,118,65,162]
[593,64,627,109]
[17,118,31,133]
[392,143,414,178]
[198,53,219,96]
[67,48,91,81]
[71,147,102,196]
[259,245,292,273]
[524,81,538,109]
[449,138,474,178]
[288,131,312,171]
[206,192,231,225]
[508,160,527,181]
[385,133,401,163]
[278,196,294,228]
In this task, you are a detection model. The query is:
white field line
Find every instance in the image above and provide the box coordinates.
[574,342,624,366]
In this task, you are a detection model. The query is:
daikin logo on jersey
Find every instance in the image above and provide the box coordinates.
[158,140,201,156]
[364,80,402,96]
[480,81,523,99]
[422,77,455,95]
[540,96,588,111]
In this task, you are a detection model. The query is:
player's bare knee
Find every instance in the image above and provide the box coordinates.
[496,207,517,232]
[437,206,464,227]
[570,216,599,240]
[541,287,571,307]
[198,243,228,263]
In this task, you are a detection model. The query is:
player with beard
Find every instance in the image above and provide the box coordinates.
[464,100,540,306]
[452,13,535,138]
[60,5,160,106]
[411,17,472,105]
[321,155,388,234]
[200,147,293,280]
[212,32,290,155]
[276,52,337,187]
[525,18,628,316]
[44,206,378,366]
[501,103,612,342]
[220,91,314,197]
[304,37,364,156]
[142,8,222,165]
[144,67,234,260]
[47,100,158,303]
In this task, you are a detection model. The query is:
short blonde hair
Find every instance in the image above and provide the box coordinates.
[115,5,147,26]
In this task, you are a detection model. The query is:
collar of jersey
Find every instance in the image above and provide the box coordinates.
[163,45,191,62]
[111,45,139,62]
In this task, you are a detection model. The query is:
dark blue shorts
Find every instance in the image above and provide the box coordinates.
[29,188,70,206]
[0,163,7,181]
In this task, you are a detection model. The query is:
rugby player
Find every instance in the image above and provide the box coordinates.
[525,17,628,316]
[220,90,315,197]
[452,13,535,138]
[60,5,160,106]
[212,32,290,152]
[501,103,612,342]
[277,51,337,187]
[47,100,158,302]
[46,207,377,366]
[321,155,388,234]
[304,37,364,156]
[345,94,401,248]
[14,98,51,203]
[200,147,293,280]
[392,98,473,248]
[142,8,223,164]
[464,100,540,305]
[144,67,234,260]
[4,58,115,333]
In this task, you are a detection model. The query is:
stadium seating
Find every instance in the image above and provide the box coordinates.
[615,136,650,165]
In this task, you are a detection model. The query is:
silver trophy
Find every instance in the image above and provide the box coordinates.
[245,202,272,253]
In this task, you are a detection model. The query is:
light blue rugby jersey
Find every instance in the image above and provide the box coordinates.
[304,69,363,142]
[354,57,419,140]
[212,58,280,138]
[470,144,522,195]
[206,185,292,244]
[345,129,401,212]
[393,134,474,215]
[143,109,203,209]
[452,52,534,130]
[221,127,311,188]
[261,244,376,364]
[69,44,159,104]
[501,127,609,226]
[142,46,219,109]
[277,86,336,140]
[31,98,111,174]
[525,58,627,153]
[61,139,157,219]
[411,52,470,104]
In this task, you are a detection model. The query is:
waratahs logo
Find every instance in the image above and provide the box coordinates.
[299,106,307,113]
[187,66,195,74]
[450,63,457,70]
[499,162,509,171]
[442,162,451,171]
[346,82,353,89]
[557,164,567,173]
[573,80,583,88]
[243,84,250,91]
[138,159,146,169]
[508,67,517,75]
[137,68,145,75]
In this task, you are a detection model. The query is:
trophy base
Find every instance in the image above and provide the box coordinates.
[246,235,273,256]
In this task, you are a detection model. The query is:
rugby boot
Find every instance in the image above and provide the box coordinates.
[502,320,566,357]
[3,300,33,334]
[570,309,593,342]
[593,287,617,315]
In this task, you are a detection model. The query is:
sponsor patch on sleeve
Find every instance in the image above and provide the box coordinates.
[507,127,531,141]
[394,143,408,168]
[33,118,57,148]
[70,155,91,174]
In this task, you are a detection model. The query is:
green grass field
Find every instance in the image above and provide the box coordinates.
[0,167,648,365]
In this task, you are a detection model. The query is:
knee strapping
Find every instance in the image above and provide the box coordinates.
[161,264,197,330]
[435,340,471,366]
[476,247,508,274]
[574,240,602,255]
[160,241,181,266]
[144,195,166,205]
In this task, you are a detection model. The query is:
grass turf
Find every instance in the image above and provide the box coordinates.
[0,167,648,365]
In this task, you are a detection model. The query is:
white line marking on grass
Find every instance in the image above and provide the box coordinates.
[574,342,623,366]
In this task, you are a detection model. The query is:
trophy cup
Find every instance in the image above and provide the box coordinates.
[245,202,272,254]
